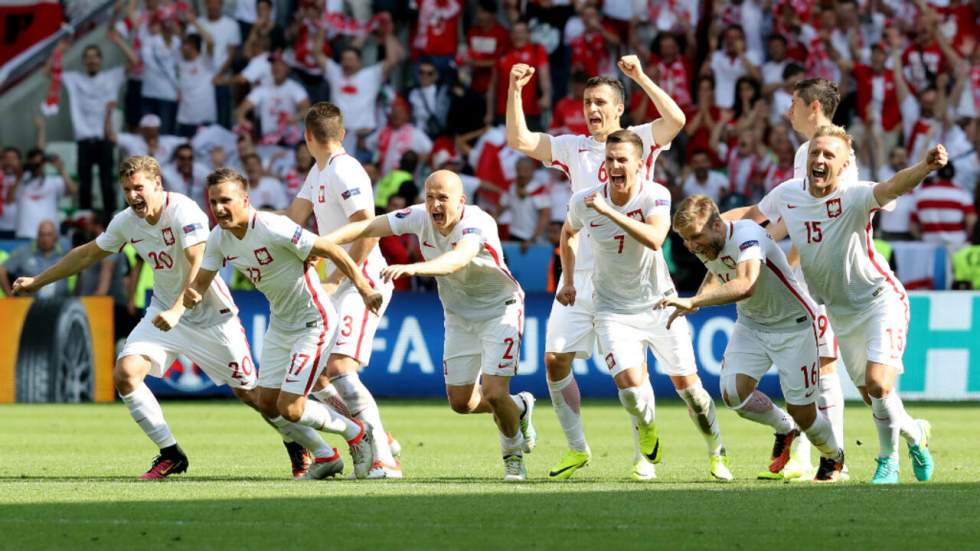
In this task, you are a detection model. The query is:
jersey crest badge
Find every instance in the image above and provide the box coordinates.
[826,198,842,218]
[254,247,274,265]
[720,255,737,269]
[161,227,175,246]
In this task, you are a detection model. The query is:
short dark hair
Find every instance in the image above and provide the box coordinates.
[3,146,22,158]
[183,34,202,53]
[606,129,644,158]
[767,34,787,45]
[584,76,625,104]
[175,143,193,156]
[305,101,344,143]
[794,78,841,118]
[206,167,248,191]
[782,63,805,80]
[82,45,102,58]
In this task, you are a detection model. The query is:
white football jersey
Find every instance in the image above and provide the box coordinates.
[296,151,386,271]
[567,182,675,314]
[702,220,817,330]
[386,204,522,321]
[548,122,669,273]
[96,192,236,328]
[793,140,858,183]
[201,210,331,330]
[758,178,907,315]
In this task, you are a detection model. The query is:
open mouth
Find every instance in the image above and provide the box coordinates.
[610,173,626,186]
[216,212,233,224]
[432,212,445,224]
[588,115,602,127]
[811,165,828,180]
[131,201,147,215]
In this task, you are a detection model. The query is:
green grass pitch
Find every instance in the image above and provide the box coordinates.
[2,400,979,550]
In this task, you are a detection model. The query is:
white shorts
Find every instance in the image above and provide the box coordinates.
[330,271,394,365]
[121,310,256,389]
[829,295,909,385]
[544,272,595,358]
[595,308,698,378]
[814,304,838,359]
[260,311,339,396]
[443,298,524,386]
[722,320,820,405]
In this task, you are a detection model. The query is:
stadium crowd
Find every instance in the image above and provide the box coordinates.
[2,0,980,300]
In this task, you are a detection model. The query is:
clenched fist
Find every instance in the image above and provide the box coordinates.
[509,64,535,92]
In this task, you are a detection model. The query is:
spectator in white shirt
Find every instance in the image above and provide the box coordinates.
[761,34,789,94]
[163,144,212,217]
[0,146,22,238]
[236,52,310,146]
[138,16,183,134]
[53,39,127,213]
[243,152,288,210]
[682,149,728,203]
[498,157,551,252]
[106,111,186,162]
[315,26,404,158]
[408,59,450,138]
[702,25,761,109]
[7,149,76,240]
[176,33,218,136]
[877,145,916,241]
[366,96,434,177]
[194,0,241,128]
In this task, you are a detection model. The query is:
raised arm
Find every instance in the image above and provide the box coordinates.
[505,63,552,163]
[324,215,394,246]
[380,27,404,78]
[619,55,686,146]
[874,144,948,205]
[11,241,111,295]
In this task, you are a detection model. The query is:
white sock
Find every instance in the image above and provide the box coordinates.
[818,372,845,450]
[870,395,899,459]
[509,394,527,417]
[887,392,923,445]
[802,412,841,459]
[312,385,353,418]
[499,429,524,456]
[618,385,655,426]
[120,383,176,449]
[793,433,813,463]
[268,415,334,458]
[731,390,796,434]
[332,373,395,464]
[547,373,588,453]
[298,399,361,440]
[629,414,644,462]
[677,381,724,456]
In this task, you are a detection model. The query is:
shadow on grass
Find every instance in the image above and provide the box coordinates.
[2,484,980,550]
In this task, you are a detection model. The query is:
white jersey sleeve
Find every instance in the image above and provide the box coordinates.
[757,181,787,223]
[566,192,586,231]
[201,229,224,272]
[548,134,580,178]
[329,156,375,217]
[295,166,316,203]
[386,205,427,237]
[175,200,210,248]
[95,212,131,253]
[733,223,766,264]
[265,214,317,261]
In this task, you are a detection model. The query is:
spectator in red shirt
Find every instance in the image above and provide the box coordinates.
[902,15,947,94]
[568,5,620,78]
[464,0,510,94]
[550,71,588,136]
[487,20,551,130]
[631,31,694,123]
[412,0,462,79]
[840,42,903,174]
[684,75,723,165]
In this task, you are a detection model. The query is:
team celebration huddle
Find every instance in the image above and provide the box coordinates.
[13,55,945,485]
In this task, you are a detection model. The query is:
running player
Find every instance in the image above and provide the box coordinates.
[665,194,846,481]
[324,170,536,481]
[286,102,399,478]
[184,167,383,479]
[508,56,727,480]
[728,125,940,484]
[557,130,731,481]
[12,156,331,480]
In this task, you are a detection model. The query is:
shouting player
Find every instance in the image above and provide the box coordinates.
[12,156,331,480]
[728,125,941,484]
[286,102,400,478]
[325,170,536,481]
[508,56,727,481]
[184,168,383,480]
[666,195,846,482]
[558,130,732,481]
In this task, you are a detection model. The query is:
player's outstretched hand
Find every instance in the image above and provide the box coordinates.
[509,63,535,92]
[657,297,697,329]
[11,276,36,295]
[380,264,416,284]
[183,287,203,309]
[152,308,181,332]
[618,55,644,81]
[556,284,576,307]
[925,144,947,171]
[584,191,610,215]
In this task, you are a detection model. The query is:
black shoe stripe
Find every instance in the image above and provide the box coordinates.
[549,461,585,477]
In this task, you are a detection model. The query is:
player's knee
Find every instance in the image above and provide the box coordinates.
[544,353,573,382]
[448,395,477,414]
[865,380,891,400]
[787,404,816,429]
[113,358,145,394]
[482,387,510,409]
[276,398,304,423]
[233,388,260,411]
